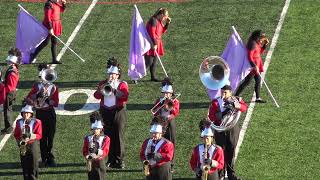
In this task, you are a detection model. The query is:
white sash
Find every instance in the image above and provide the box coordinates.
[217,97,226,112]
[103,80,120,107]
[144,138,165,166]
[87,135,105,151]
[19,118,35,134]
[198,144,216,166]
[36,83,55,108]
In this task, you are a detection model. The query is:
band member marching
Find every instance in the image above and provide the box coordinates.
[94,57,129,169]
[190,120,224,180]
[14,105,42,180]
[151,78,179,170]
[208,85,247,180]
[29,0,67,64]
[82,112,110,180]
[140,116,174,180]
[0,48,21,134]
[25,65,59,167]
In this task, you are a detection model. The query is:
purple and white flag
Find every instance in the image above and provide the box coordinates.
[16,7,48,64]
[128,5,152,80]
[207,27,252,100]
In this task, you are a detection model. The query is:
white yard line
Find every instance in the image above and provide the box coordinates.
[0,0,98,153]
[235,0,291,160]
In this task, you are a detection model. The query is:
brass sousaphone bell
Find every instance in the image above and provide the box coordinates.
[199,56,230,90]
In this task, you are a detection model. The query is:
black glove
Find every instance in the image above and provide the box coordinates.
[195,167,202,177]
[22,133,31,139]
[204,158,212,166]
[146,153,154,160]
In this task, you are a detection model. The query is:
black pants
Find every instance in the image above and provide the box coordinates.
[163,119,176,166]
[36,108,56,162]
[235,72,261,98]
[146,162,172,180]
[214,123,240,179]
[3,92,15,129]
[196,171,219,180]
[100,107,127,165]
[31,35,58,62]
[145,55,158,80]
[20,142,39,180]
[88,159,106,180]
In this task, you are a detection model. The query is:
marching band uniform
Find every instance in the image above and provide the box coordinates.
[30,0,66,64]
[0,52,20,134]
[14,105,42,180]
[26,70,59,167]
[140,124,174,180]
[94,65,128,168]
[83,120,110,180]
[152,84,179,169]
[190,128,224,180]
[145,8,171,81]
[235,30,269,103]
[208,85,247,180]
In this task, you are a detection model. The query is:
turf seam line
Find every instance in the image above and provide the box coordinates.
[234,0,291,161]
[0,0,98,153]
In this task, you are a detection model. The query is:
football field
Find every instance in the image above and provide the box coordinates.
[0,0,319,179]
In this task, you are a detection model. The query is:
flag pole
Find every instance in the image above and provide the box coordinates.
[258,72,280,108]
[155,51,168,77]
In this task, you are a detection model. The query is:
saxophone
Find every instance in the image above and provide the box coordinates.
[87,136,97,172]
[202,143,210,180]
[143,160,150,176]
[19,120,29,156]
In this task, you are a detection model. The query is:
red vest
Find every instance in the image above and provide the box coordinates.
[145,17,168,56]
[43,1,65,36]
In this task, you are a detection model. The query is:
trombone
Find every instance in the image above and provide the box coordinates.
[150,93,181,115]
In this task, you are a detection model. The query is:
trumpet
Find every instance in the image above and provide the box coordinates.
[150,93,181,115]
[143,160,150,176]
[100,82,114,96]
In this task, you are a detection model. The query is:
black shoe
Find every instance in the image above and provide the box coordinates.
[109,162,125,169]
[39,160,47,168]
[51,60,62,64]
[29,53,36,63]
[151,78,160,82]
[256,98,267,103]
[47,159,57,167]
[132,80,138,84]
[1,127,13,134]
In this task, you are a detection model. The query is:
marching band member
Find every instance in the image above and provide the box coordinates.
[29,0,67,64]
[152,78,179,170]
[94,57,129,169]
[14,105,42,180]
[144,7,171,82]
[0,48,21,134]
[208,85,247,180]
[235,30,269,103]
[82,112,110,180]
[140,116,174,180]
[25,65,59,167]
[190,120,224,180]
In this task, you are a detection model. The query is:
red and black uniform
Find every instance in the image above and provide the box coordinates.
[0,64,19,131]
[153,97,179,166]
[82,134,110,180]
[190,144,224,180]
[208,97,247,180]
[30,0,66,63]
[94,79,128,167]
[144,17,169,80]
[14,118,42,180]
[140,138,174,180]
[26,82,59,164]
[235,41,266,98]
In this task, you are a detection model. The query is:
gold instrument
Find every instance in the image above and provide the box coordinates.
[199,56,230,90]
[150,93,181,115]
[202,143,210,180]
[19,120,30,156]
[87,136,98,172]
[143,160,150,176]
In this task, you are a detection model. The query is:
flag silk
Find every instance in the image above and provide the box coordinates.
[16,8,48,64]
[207,28,252,100]
[128,5,152,80]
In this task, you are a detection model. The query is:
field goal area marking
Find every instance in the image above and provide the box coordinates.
[0,0,99,152]
[234,0,291,161]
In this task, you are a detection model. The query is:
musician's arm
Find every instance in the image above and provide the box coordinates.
[26,84,38,100]
[115,82,129,101]
[208,100,220,123]
[98,136,110,160]
[50,86,59,107]
[31,120,42,140]
[4,71,18,93]
[13,121,21,141]
[159,141,174,162]
[93,82,104,99]
[213,146,224,170]
[82,137,89,158]
[189,146,199,171]
[168,100,180,120]
[140,140,148,161]
[238,99,248,112]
